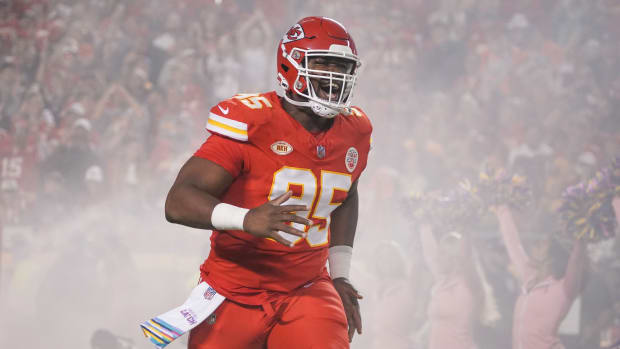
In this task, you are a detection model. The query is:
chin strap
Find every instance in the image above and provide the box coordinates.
[282,92,311,108]
[282,92,343,118]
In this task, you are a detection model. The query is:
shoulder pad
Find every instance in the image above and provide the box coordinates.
[348,106,373,135]
[206,93,276,142]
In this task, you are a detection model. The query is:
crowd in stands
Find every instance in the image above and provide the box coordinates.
[1,0,619,348]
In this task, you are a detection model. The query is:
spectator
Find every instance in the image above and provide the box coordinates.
[41,118,103,205]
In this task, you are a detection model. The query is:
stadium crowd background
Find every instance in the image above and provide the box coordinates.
[0,0,619,348]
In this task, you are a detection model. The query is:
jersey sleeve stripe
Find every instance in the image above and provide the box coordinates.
[350,107,363,117]
[209,112,248,131]
[206,121,249,141]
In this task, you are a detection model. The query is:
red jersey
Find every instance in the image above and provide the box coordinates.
[0,135,39,193]
[193,91,372,305]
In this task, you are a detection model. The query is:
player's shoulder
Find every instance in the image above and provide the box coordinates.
[342,105,372,135]
[206,91,279,142]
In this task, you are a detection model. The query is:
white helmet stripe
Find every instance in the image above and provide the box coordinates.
[328,44,353,55]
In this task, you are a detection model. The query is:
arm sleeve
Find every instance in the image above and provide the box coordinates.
[496,206,535,285]
[193,134,245,178]
[420,225,440,277]
[563,240,586,299]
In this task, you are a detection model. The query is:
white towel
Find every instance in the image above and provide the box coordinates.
[140,281,225,348]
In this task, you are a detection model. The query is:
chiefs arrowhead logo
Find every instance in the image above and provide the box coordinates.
[283,24,305,43]
[345,147,358,172]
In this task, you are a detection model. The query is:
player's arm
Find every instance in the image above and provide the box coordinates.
[165,156,233,230]
[165,156,311,246]
[329,180,363,342]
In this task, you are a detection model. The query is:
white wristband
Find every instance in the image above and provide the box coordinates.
[211,203,249,231]
[328,245,353,280]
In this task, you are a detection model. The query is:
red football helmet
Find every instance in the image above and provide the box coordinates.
[277,16,361,118]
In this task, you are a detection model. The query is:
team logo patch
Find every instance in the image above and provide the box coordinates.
[271,141,293,155]
[345,147,358,172]
[283,24,305,43]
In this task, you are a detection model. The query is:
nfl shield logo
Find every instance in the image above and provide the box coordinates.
[204,287,217,300]
[317,145,326,159]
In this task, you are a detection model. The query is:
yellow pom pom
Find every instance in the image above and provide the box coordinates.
[511,175,526,185]
[459,180,472,192]
[576,226,588,239]
[587,202,602,215]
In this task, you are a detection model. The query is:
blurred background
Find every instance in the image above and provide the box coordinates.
[0,0,619,348]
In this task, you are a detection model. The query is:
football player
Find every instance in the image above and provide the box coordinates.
[165,16,372,348]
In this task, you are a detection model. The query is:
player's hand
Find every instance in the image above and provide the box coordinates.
[333,277,362,342]
[243,191,311,246]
